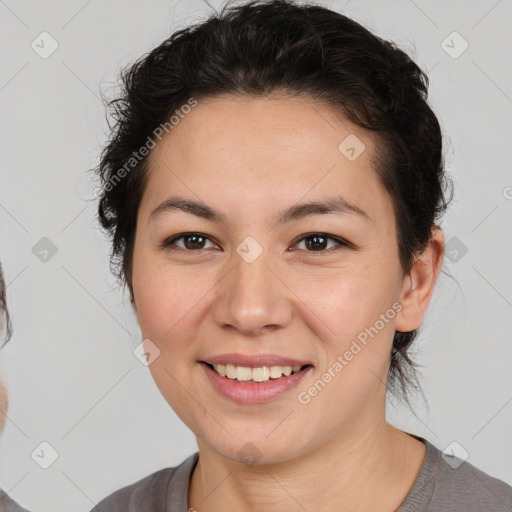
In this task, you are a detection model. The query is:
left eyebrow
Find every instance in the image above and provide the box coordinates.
[148,194,371,225]
[274,195,371,225]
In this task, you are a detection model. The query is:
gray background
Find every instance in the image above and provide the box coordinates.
[0,0,511,511]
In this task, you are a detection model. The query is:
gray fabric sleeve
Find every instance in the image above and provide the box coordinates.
[0,489,31,512]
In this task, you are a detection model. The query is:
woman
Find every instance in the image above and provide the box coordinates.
[91,1,512,510]
[0,262,30,512]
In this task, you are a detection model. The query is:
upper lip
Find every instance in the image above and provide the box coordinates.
[202,353,312,368]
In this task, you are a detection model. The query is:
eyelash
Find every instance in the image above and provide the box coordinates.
[161,232,350,254]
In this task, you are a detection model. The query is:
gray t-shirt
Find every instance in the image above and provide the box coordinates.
[90,437,512,512]
[0,489,30,512]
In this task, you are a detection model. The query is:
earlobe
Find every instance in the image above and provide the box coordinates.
[395,227,445,333]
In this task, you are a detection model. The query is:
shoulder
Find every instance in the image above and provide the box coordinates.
[90,467,176,512]
[429,441,512,510]
[0,489,31,512]
[90,452,198,512]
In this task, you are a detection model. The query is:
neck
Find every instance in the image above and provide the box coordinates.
[188,421,426,512]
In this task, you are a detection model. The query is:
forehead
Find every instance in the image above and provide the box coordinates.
[142,94,392,225]
[152,93,372,164]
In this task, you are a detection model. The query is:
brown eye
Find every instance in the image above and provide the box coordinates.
[162,232,218,251]
[293,233,348,252]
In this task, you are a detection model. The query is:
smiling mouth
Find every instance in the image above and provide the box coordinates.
[203,362,312,384]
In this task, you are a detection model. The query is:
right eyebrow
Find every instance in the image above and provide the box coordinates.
[149,196,226,224]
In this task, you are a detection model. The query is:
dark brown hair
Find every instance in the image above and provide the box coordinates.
[0,261,12,345]
[95,0,452,404]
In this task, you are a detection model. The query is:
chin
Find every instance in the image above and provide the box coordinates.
[197,426,307,467]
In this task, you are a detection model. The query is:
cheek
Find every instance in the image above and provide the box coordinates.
[298,262,400,406]
[131,255,210,419]
[297,274,398,416]
[132,250,211,341]
[304,263,399,343]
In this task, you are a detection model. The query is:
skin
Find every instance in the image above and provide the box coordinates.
[0,377,6,434]
[131,93,444,511]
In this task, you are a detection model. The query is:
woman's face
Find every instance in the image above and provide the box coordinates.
[132,94,417,464]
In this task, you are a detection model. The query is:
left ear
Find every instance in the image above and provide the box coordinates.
[395,227,445,332]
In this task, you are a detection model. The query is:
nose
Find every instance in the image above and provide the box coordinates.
[211,249,293,336]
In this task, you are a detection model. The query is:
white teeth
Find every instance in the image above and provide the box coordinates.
[252,367,270,382]
[211,363,303,382]
[225,364,237,379]
[269,366,284,378]
[236,366,252,381]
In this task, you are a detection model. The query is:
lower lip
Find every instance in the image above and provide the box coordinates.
[200,362,312,404]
